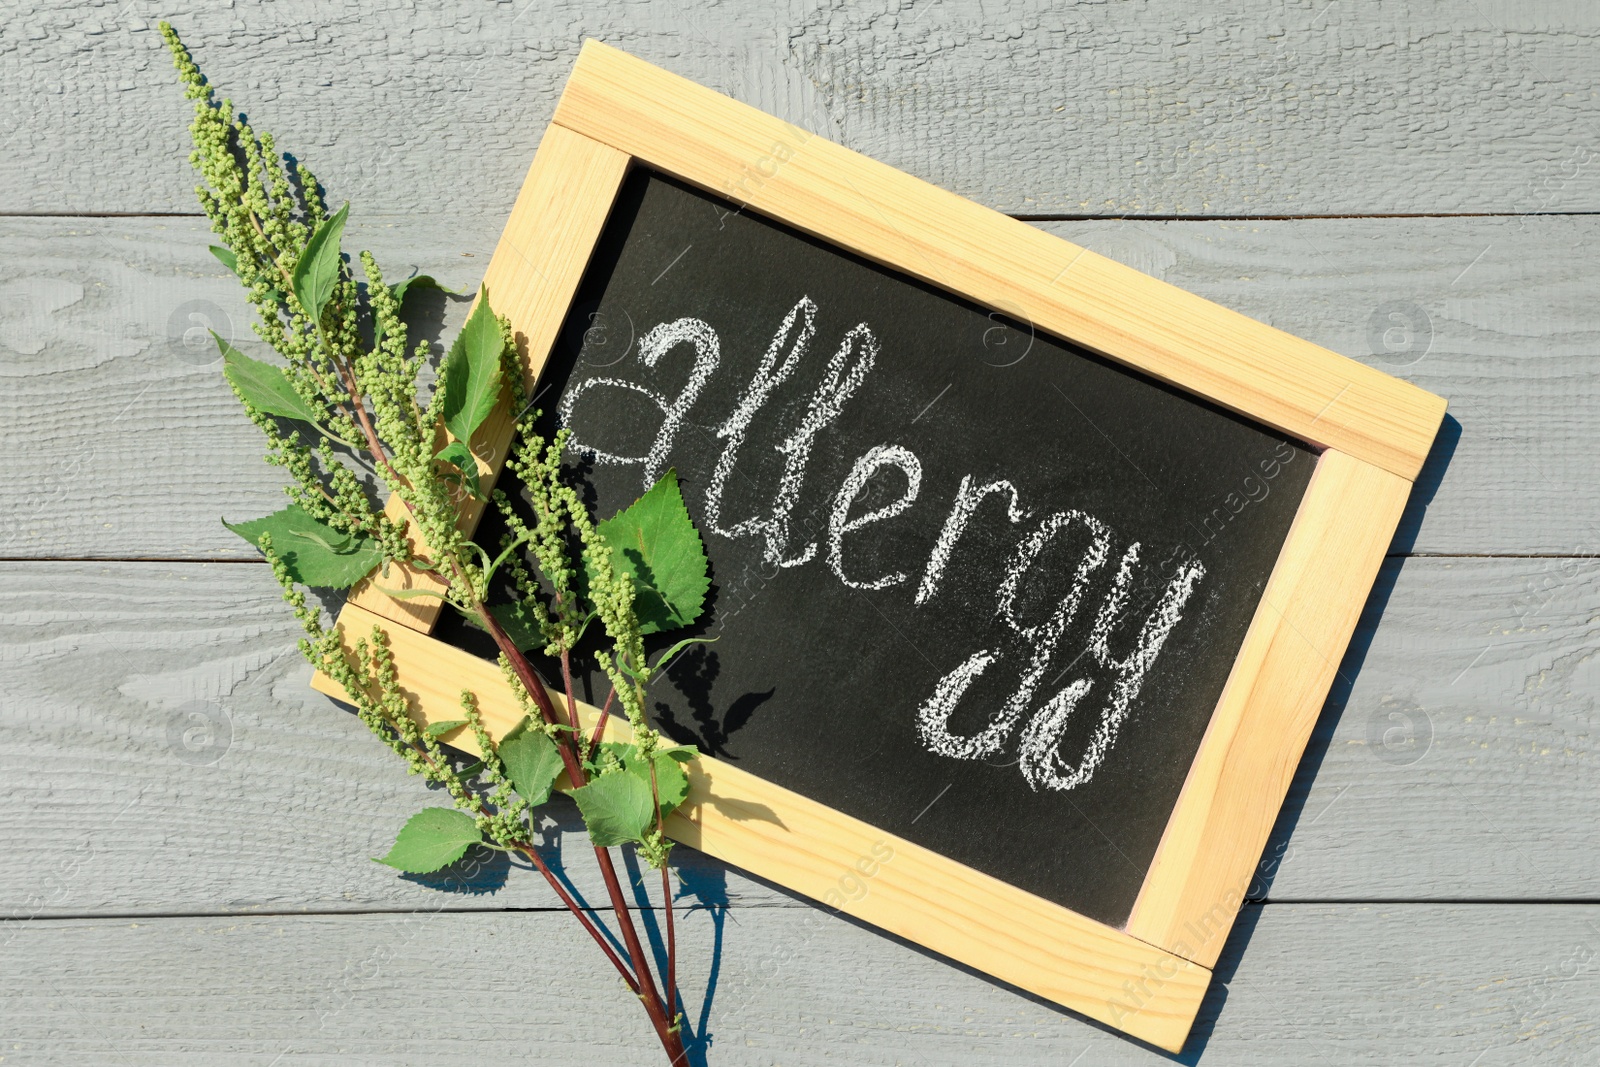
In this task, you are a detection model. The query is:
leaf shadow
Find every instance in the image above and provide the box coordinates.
[698,791,786,830]
[652,644,774,759]
[620,850,731,1067]
[399,842,511,895]
[621,545,679,633]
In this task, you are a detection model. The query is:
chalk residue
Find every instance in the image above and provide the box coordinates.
[705,297,816,541]
[1018,545,1208,792]
[914,649,1001,759]
[760,321,880,567]
[828,444,923,590]
[916,510,1111,761]
[558,316,721,490]
[914,476,1029,606]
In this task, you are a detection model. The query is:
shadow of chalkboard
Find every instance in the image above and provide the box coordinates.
[441,168,1316,929]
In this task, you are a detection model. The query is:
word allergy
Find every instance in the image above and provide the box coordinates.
[561,295,1209,793]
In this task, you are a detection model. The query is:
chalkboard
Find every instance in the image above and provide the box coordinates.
[459,168,1316,928]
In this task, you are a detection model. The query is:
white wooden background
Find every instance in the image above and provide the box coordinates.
[3,2,1598,1063]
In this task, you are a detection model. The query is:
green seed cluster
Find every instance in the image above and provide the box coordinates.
[163,21,412,562]
[499,417,655,742]
[166,21,678,873]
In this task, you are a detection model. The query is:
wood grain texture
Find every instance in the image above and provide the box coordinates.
[8,2,1600,216]
[3,905,1596,1064]
[1129,451,1412,967]
[553,41,1446,480]
[4,213,1580,559]
[345,124,630,630]
[2,558,1594,915]
[315,602,1209,1050]
[6,5,1596,1058]
[0,561,793,918]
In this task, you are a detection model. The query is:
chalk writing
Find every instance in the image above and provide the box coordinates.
[562,295,1207,793]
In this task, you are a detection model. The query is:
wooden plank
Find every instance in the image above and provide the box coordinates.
[2,905,1596,1064]
[552,41,1446,481]
[12,4,1600,217]
[315,602,1210,1051]
[0,561,793,917]
[1128,451,1411,966]
[3,557,1598,918]
[344,123,630,631]
[0,213,1590,557]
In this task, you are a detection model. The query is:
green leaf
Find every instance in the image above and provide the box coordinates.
[498,714,571,747]
[634,748,690,816]
[438,286,504,444]
[489,601,545,652]
[651,634,718,674]
[588,469,710,635]
[424,719,469,738]
[571,770,656,848]
[374,807,482,873]
[499,730,565,808]
[211,245,285,303]
[435,440,481,499]
[224,505,382,588]
[217,333,325,425]
[598,742,693,818]
[291,202,349,321]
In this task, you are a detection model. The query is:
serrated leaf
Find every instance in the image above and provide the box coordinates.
[489,601,545,652]
[224,505,382,588]
[374,807,482,873]
[571,770,656,848]
[631,748,690,817]
[435,440,481,499]
[500,730,565,808]
[424,719,469,738]
[291,202,349,321]
[438,286,504,444]
[588,469,709,635]
[217,333,325,425]
[599,742,693,818]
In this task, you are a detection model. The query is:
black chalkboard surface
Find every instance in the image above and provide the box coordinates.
[472,168,1316,928]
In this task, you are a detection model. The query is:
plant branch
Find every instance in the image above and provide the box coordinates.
[513,840,639,994]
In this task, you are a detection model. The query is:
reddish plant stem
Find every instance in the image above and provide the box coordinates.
[476,602,677,1054]
[650,759,679,1033]
[512,841,638,994]
[383,730,635,989]
[286,224,681,1057]
[476,602,587,786]
[585,687,614,764]
[559,649,582,734]
[588,844,677,1046]
[328,353,410,491]
[587,689,615,762]
[405,740,681,1055]
[663,864,678,1031]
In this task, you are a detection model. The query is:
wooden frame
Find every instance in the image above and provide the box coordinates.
[315,40,1446,1052]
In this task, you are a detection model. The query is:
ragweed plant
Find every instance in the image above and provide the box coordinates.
[163,23,709,1062]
